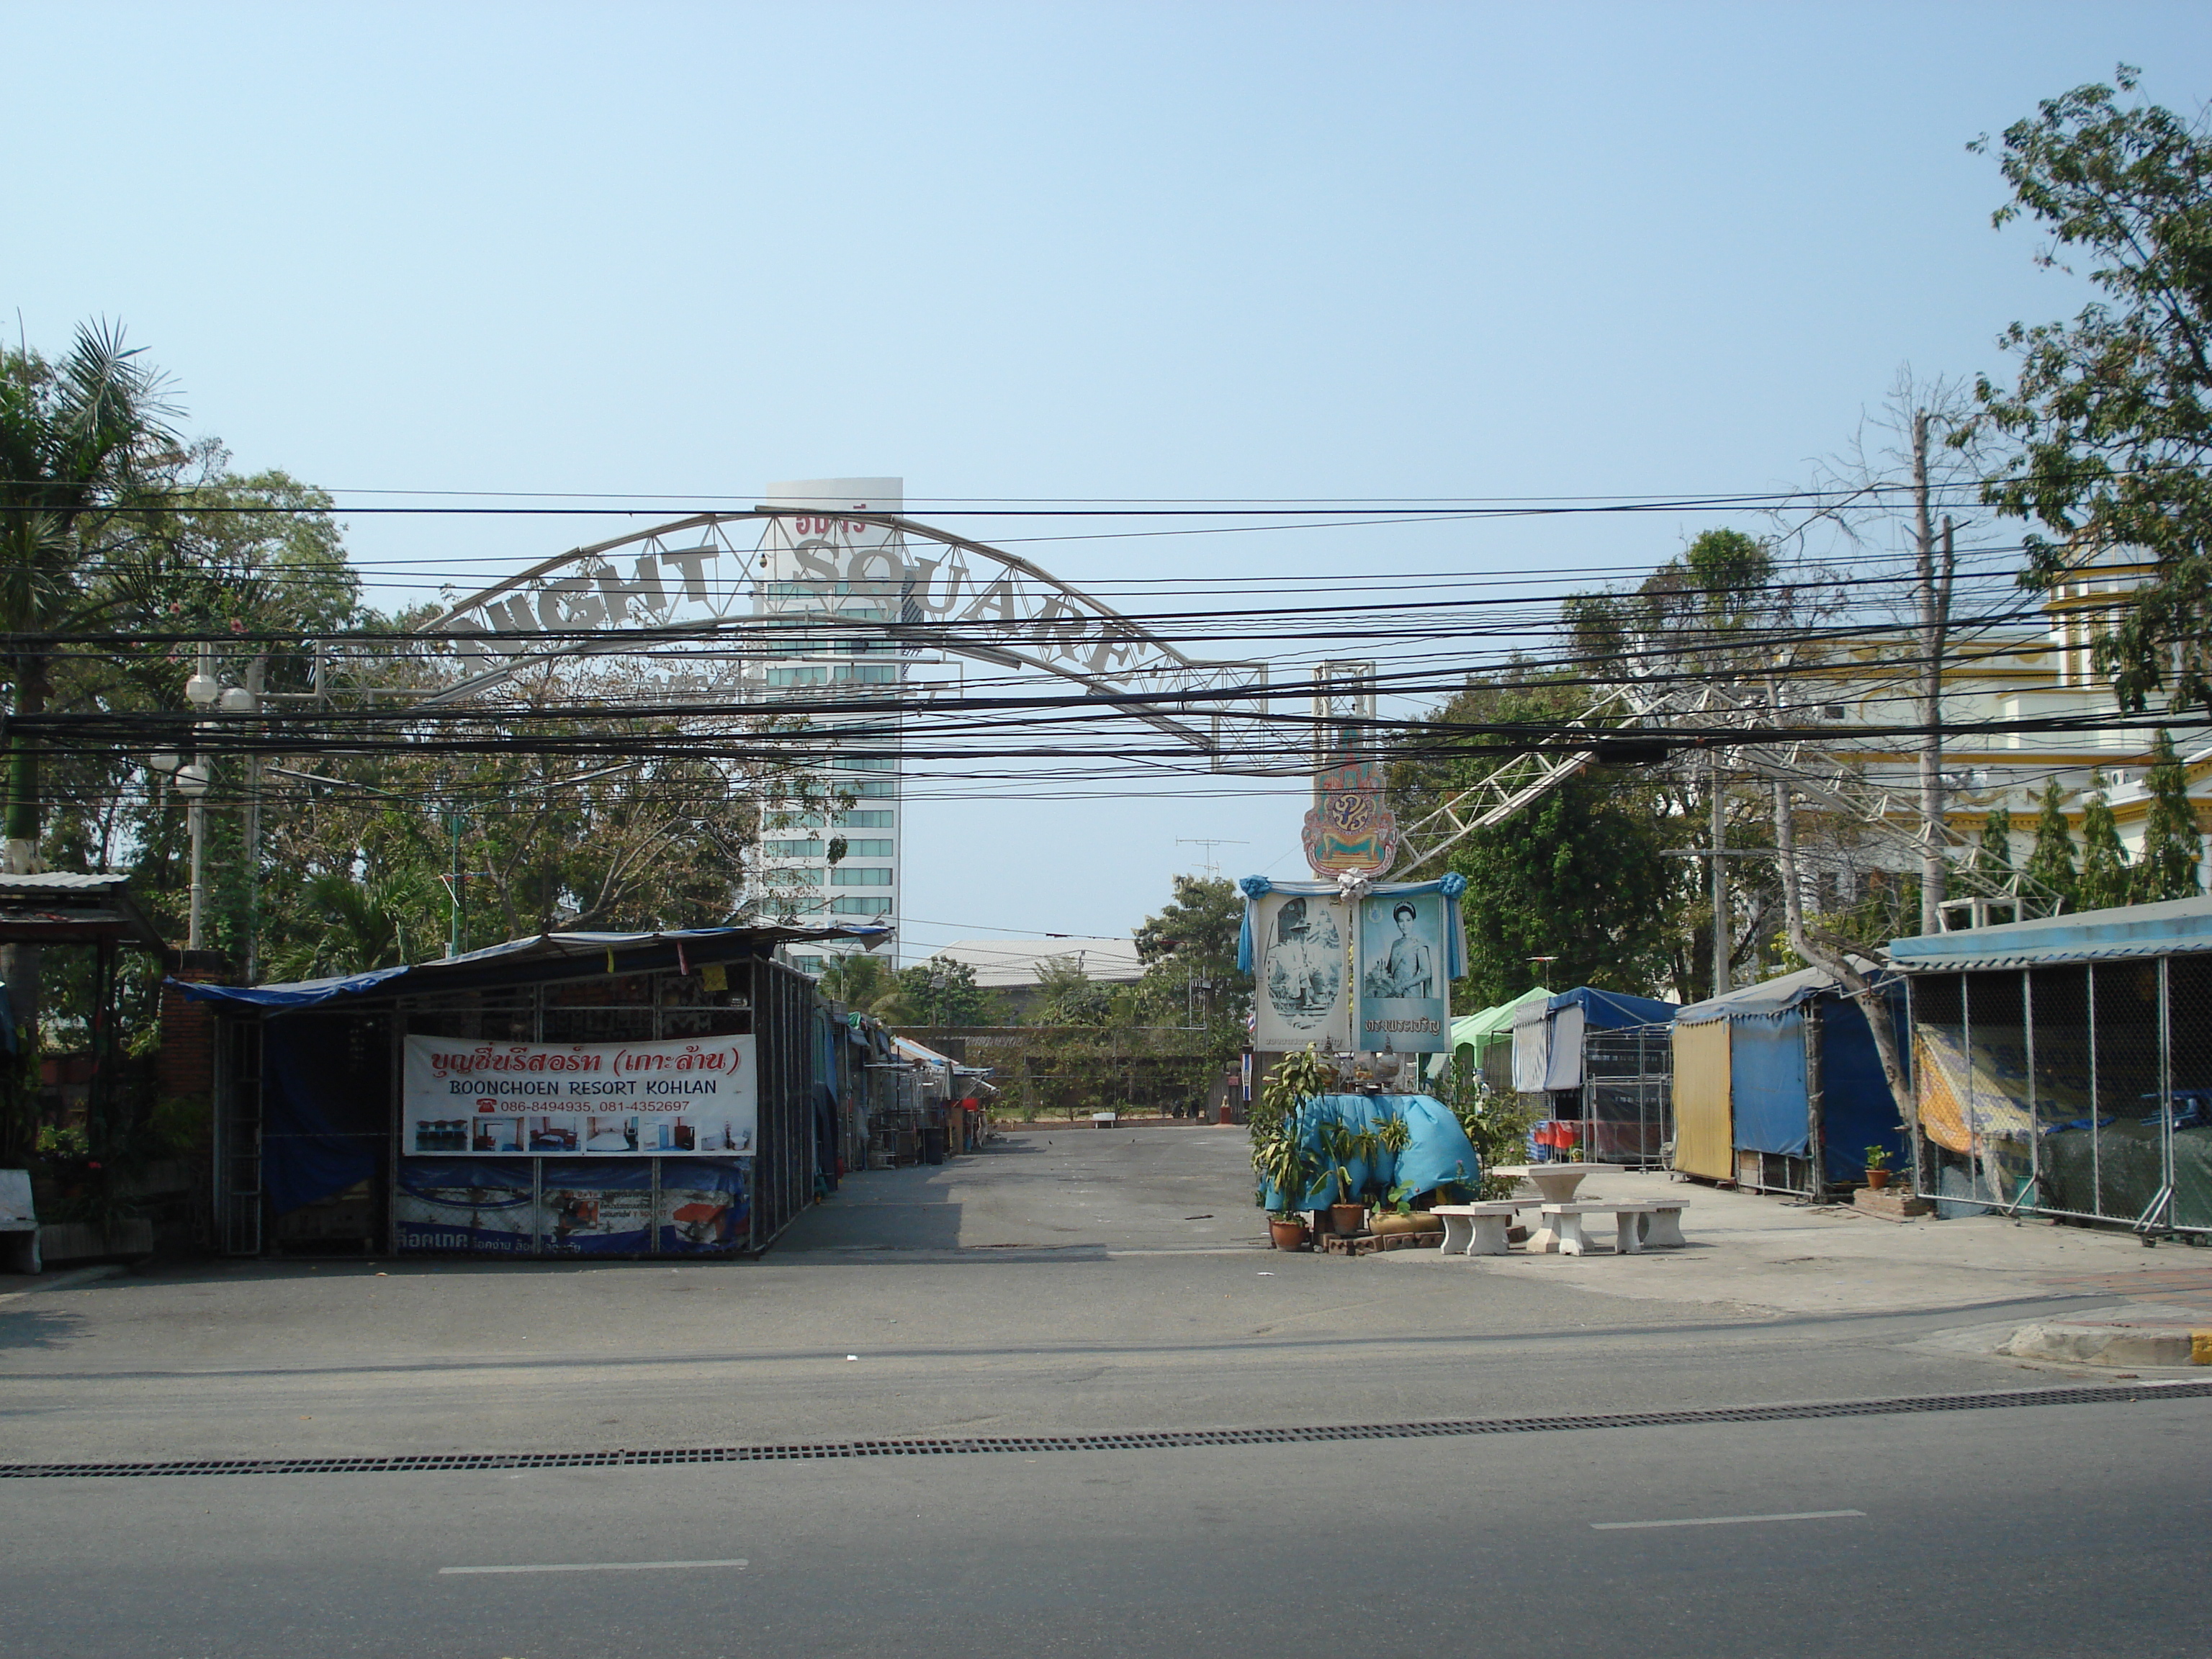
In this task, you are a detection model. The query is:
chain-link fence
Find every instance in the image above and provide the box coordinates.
[1907,948,2212,1235]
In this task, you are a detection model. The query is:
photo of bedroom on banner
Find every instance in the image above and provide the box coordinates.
[1237,663,1467,1084]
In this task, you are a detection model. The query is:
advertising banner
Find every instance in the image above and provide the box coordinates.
[403,1035,756,1158]
[1356,890,1449,1055]
[394,1158,751,1255]
[1253,889,1352,1052]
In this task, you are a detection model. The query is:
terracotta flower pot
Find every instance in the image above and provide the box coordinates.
[1328,1202,1369,1236]
[1866,1168,1893,1190]
[1269,1218,1310,1251]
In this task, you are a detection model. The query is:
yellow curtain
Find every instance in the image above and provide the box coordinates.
[1671,1020,1733,1179]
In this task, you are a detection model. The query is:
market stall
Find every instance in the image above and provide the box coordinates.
[1888,896,2212,1232]
[1671,964,1907,1195]
[1511,987,1678,1166]
[173,922,886,1258]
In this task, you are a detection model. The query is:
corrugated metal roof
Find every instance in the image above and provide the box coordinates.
[0,872,135,892]
[1887,895,2212,974]
[174,922,892,1008]
[0,872,164,950]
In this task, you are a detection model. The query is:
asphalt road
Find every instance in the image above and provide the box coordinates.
[4,1392,2206,1658]
[5,1127,2204,1656]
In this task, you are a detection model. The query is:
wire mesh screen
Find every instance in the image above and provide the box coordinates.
[2168,954,2212,1231]
[1912,948,2211,1235]
[1575,1023,1673,1167]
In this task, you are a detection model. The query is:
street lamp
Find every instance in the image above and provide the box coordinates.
[150,645,260,957]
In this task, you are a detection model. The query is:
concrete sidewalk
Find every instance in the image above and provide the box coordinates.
[4,1128,2206,1466]
[1449,1167,2212,1370]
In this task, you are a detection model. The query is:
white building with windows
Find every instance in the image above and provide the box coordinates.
[750,478,907,971]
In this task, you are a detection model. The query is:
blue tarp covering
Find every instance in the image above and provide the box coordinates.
[1546,986,1680,1029]
[1731,1010,1812,1156]
[1258,1093,1482,1209]
[1819,992,1909,1181]
[263,1015,382,1214]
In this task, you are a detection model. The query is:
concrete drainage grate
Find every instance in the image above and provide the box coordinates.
[5,1380,2208,1480]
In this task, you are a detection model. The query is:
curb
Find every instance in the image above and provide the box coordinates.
[2003,1321,2212,1368]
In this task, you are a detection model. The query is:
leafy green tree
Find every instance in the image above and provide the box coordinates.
[1433,685,1678,1007]
[1974,806,2016,883]
[893,958,989,1026]
[264,868,444,981]
[1971,69,2212,713]
[1033,956,1115,1026]
[2026,780,2081,913]
[2135,728,2205,901]
[2077,777,2134,912]
[817,951,894,1010]
[0,323,180,1058]
[1133,874,1251,1031]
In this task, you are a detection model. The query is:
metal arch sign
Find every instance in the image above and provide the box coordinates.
[412,509,1275,768]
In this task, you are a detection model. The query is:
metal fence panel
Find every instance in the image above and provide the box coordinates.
[1912,950,2211,1236]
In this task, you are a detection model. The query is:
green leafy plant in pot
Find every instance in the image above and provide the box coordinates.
[1251,1046,1336,1247]
[1316,1120,1372,1236]
[1364,1111,1434,1235]
[1863,1144,1894,1190]
[1254,1129,1321,1249]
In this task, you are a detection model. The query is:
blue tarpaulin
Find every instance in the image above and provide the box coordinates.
[1676,964,1905,1179]
[1258,1093,1483,1209]
[264,1015,382,1215]
[1730,1011,1812,1156]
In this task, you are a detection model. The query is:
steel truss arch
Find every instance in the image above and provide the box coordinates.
[410,509,1273,767]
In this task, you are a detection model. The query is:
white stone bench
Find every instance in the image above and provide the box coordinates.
[1429,1202,1523,1256]
[1091,1111,1118,1128]
[0,1169,38,1274]
[1536,1199,1690,1256]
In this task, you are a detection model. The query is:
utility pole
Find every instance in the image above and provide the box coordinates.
[1710,750,1730,998]
[243,654,265,981]
[445,808,467,958]
[1912,411,1956,936]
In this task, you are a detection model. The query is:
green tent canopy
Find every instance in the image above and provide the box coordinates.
[1425,984,1552,1081]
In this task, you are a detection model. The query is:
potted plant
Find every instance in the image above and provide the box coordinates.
[1863,1145,1894,1190]
[1317,1121,1370,1236]
[1362,1112,1432,1236]
[1253,1128,1320,1250]
[1251,1046,1339,1246]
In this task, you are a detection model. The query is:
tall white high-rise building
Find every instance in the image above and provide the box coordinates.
[751,479,904,974]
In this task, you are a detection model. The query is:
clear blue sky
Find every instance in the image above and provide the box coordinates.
[7,2,2209,955]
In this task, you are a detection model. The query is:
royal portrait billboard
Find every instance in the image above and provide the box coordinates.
[1356,890,1449,1055]
[1252,889,1352,1052]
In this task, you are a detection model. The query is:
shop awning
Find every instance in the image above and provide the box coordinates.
[1887,896,2212,974]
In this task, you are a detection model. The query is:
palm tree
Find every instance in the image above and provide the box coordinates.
[0,320,179,863]
[0,321,178,1050]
